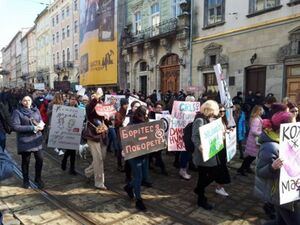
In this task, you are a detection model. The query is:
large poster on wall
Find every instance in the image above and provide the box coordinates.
[79,0,118,85]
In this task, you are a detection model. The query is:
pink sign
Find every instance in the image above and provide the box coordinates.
[95,104,117,119]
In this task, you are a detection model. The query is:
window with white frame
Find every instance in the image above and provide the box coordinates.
[151,3,160,36]
[74,0,78,11]
[66,6,70,17]
[67,48,70,61]
[172,0,182,17]
[134,11,141,35]
[52,17,55,26]
[56,14,59,24]
[62,28,65,39]
[57,52,59,63]
[53,54,55,64]
[62,9,65,20]
[74,44,79,60]
[56,32,59,43]
[249,0,280,13]
[204,0,225,26]
[74,20,78,33]
[52,34,55,44]
[67,25,70,37]
[62,50,65,65]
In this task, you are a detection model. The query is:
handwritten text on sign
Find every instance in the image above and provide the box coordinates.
[48,105,85,150]
[168,101,200,151]
[120,120,165,160]
[279,122,300,205]
[95,104,117,119]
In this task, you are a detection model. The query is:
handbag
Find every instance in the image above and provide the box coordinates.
[88,121,108,134]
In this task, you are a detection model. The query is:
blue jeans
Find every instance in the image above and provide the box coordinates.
[0,211,3,225]
[0,130,6,150]
[128,156,149,199]
[108,128,119,154]
[180,151,191,169]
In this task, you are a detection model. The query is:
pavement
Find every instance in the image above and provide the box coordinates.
[1,133,269,225]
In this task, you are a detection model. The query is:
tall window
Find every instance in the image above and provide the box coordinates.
[52,17,55,26]
[56,14,59,24]
[62,9,65,20]
[205,0,225,26]
[249,0,279,13]
[134,11,141,35]
[66,6,70,17]
[56,52,60,63]
[53,54,55,64]
[151,3,160,36]
[172,0,182,17]
[52,34,55,44]
[62,28,65,39]
[62,50,65,65]
[56,32,59,43]
[74,20,78,33]
[74,0,78,11]
[74,44,79,60]
[67,48,70,61]
[67,25,70,37]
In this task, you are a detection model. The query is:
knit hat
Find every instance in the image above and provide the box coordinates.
[82,95,89,101]
[120,98,129,106]
[271,112,292,131]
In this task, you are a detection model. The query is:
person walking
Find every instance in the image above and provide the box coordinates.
[11,95,45,189]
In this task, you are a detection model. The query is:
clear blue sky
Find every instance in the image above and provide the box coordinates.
[0,0,49,50]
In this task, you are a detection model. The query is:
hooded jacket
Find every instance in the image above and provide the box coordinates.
[11,105,44,154]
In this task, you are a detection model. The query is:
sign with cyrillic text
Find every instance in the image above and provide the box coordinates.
[120,120,165,160]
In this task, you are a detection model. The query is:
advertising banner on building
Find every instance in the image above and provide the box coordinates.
[279,122,300,205]
[48,105,85,150]
[120,120,165,160]
[79,0,118,85]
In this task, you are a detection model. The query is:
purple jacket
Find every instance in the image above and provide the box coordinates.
[245,117,262,157]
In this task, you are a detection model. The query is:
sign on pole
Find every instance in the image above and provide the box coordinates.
[120,120,165,160]
[104,94,126,111]
[199,118,224,162]
[48,105,85,150]
[168,101,200,151]
[226,128,237,162]
[279,122,300,205]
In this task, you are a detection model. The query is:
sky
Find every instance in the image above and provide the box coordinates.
[0,0,50,51]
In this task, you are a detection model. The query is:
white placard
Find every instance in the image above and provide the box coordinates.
[77,87,86,96]
[48,105,85,150]
[75,85,82,91]
[34,83,45,90]
[226,128,237,162]
[279,122,300,205]
[97,88,103,97]
[126,96,147,114]
[104,95,126,111]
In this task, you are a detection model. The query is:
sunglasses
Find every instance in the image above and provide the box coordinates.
[220,110,226,113]
[290,110,298,113]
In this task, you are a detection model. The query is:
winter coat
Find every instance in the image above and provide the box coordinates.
[11,105,44,154]
[192,113,220,167]
[237,111,246,141]
[255,131,300,212]
[245,117,262,157]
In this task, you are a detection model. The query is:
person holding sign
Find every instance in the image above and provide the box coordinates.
[83,90,109,190]
[255,112,299,225]
[11,95,45,189]
[192,100,225,210]
[123,105,151,211]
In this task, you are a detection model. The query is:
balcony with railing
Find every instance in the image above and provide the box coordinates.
[124,18,178,47]
[54,61,74,73]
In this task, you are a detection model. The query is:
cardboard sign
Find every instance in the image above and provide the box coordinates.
[77,87,86,96]
[155,114,172,135]
[54,81,71,92]
[75,85,82,91]
[48,105,85,150]
[199,118,224,162]
[226,128,237,162]
[95,103,117,119]
[120,120,165,160]
[168,101,200,151]
[104,94,126,111]
[34,83,45,90]
[279,122,300,205]
[126,96,147,114]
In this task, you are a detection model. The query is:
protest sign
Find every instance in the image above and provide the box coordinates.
[77,87,86,96]
[120,120,165,160]
[226,128,237,162]
[54,81,71,92]
[214,64,235,128]
[75,85,82,91]
[199,118,224,162]
[126,96,147,114]
[48,105,85,150]
[168,101,200,151]
[156,114,172,135]
[104,94,126,111]
[279,122,300,205]
[97,88,103,97]
[95,103,117,119]
[34,83,45,90]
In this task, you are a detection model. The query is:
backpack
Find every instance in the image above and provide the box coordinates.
[183,122,195,153]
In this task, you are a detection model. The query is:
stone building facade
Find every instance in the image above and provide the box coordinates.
[122,0,191,96]
[192,0,300,103]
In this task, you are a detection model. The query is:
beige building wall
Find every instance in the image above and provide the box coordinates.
[28,27,37,86]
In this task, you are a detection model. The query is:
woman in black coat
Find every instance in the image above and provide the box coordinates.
[11,95,45,189]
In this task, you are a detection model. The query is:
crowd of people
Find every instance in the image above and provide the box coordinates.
[0,86,299,225]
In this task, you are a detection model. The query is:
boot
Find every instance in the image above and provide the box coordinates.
[197,196,213,210]
[136,199,146,211]
[61,158,67,171]
[123,184,134,199]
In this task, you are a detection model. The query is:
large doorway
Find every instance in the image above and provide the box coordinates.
[245,67,266,95]
[140,75,148,96]
[286,65,300,105]
[160,54,180,94]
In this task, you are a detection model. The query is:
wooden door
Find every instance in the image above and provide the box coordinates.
[246,67,266,95]
[160,54,180,94]
[287,65,300,105]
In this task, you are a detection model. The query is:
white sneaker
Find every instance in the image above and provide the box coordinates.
[58,150,64,156]
[215,187,229,197]
[179,169,191,180]
[54,148,59,153]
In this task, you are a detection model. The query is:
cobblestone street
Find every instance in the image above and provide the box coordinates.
[1,134,269,225]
